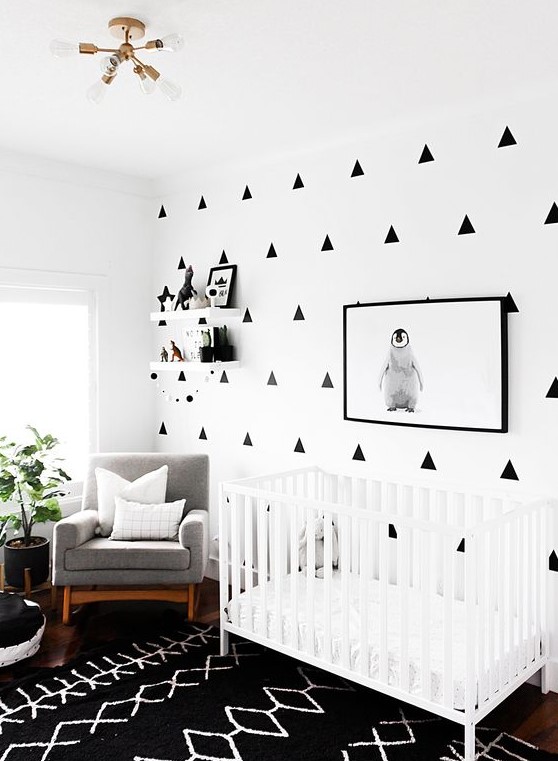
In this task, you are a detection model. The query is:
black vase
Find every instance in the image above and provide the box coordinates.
[219,345,234,362]
[4,537,50,588]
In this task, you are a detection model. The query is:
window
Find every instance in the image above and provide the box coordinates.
[0,284,97,484]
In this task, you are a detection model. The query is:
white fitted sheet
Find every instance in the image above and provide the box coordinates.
[228,572,534,710]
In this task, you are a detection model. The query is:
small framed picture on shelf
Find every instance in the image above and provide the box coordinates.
[207,264,237,308]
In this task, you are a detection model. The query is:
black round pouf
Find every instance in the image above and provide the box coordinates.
[0,592,44,648]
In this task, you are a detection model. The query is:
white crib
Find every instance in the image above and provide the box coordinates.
[219,466,551,761]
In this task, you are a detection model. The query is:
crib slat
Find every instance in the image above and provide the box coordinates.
[378,515,388,684]
[511,517,519,679]
[534,508,541,665]
[420,529,431,700]
[399,524,410,693]
[487,527,496,699]
[306,509,316,656]
[274,502,283,645]
[219,487,230,640]
[464,530,477,715]
[359,517,369,677]
[340,513,351,669]
[442,532,454,708]
[257,499,268,639]
[324,510,333,664]
[290,501,299,651]
[498,521,507,690]
[231,494,241,627]
[516,510,525,673]
[526,511,534,665]
[243,496,253,633]
[476,529,486,704]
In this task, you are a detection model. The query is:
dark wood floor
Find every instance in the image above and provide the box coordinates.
[2,579,557,754]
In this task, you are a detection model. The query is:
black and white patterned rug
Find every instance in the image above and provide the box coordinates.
[0,623,554,761]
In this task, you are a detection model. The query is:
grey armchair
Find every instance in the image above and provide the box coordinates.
[53,453,209,624]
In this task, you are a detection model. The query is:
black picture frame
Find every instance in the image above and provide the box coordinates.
[343,296,508,433]
[207,264,237,308]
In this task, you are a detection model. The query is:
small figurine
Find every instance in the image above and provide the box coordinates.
[170,340,184,362]
[174,265,198,310]
[160,346,169,362]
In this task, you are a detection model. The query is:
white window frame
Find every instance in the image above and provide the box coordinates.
[0,267,106,498]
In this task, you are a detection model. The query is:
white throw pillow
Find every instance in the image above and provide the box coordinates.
[110,497,185,541]
[95,465,169,537]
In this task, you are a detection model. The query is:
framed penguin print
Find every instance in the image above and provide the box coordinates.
[207,264,237,308]
[343,296,509,433]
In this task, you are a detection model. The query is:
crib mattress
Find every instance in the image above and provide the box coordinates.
[227,572,533,710]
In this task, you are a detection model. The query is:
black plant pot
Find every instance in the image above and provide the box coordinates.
[218,345,234,362]
[199,347,213,363]
[4,537,50,589]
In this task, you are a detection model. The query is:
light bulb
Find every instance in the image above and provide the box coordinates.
[86,79,109,105]
[157,77,182,101]
[100,54,121,76]
[50,39,80,58]
[158,33,184,52]
[138,74,156,95]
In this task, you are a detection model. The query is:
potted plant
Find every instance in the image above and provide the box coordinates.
[0,426,69,588]
[215,325,234,362]
[199,329,213,362]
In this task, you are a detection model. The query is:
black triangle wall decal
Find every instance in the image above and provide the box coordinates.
[198,196,207,210]
[457,538,465,553]
[501,460,519,480]
[178,256,186,270]
[243,308,253,323]
[384,225,399,244]
[198,318,207,325]
[267,371,277,386]
[178,370,186,381]
[421,452,436,470]
[549,550,558,572]
[243,432,253,447]
[418,144,434,163]
[158,205,167,219]
[267,243,277,258]
[321,235,334,251]
[458,215,476,235]
[504,292,519,313]
[199,427,207,440]
[293,173,304,189]
[322,372,334,388]
[220,371,229,383]
[158,320,167,327]
[351,159,364,177]
[544,203,558,224]
[293,305,305,321]
[546,378,558,398]
[158,422,167,436]
[388,524,398,539]
[242,185,252,200]
[219,251,229,264]
[498,126,517,148]
[353,444,365,461]
[294,438,305,453]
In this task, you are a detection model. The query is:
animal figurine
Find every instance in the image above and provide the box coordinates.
[174,265,198,310]
[298,515,339,578]
[170,340,184,362]
[160,346,169,362]
[378,328,424,413]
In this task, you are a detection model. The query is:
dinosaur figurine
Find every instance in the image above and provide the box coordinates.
[174,265,198,310]
[170,340,184,362]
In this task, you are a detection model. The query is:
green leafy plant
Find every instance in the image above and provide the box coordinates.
[0,426,70,547]
[218,325,229,346]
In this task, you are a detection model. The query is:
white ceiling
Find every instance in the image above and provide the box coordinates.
[1,0,558,180]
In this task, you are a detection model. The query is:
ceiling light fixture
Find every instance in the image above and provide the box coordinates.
[50,17,184,104]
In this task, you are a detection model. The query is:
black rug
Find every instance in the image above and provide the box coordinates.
[0,623,554,761]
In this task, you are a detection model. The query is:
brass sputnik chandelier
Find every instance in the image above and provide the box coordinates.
[50,17,183,104]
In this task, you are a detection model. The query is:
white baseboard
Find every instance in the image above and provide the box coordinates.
[546,656,558,693]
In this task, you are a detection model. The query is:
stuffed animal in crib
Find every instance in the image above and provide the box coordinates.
[298,516,339,578]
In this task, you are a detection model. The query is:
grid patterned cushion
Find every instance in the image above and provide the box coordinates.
[110,497,185,541]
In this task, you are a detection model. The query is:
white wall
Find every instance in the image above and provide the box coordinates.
[152,93,558,686]
[0,151,155,455]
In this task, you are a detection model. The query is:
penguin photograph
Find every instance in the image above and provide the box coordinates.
[344,297,507,432]
[378,328,424,413]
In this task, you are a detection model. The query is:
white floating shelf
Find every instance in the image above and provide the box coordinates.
[150,361,240,372]
[150,308,241,323]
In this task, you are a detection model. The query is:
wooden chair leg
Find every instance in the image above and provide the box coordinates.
[0,563,4,592]
[62,586,72,625]
[187,583,196,621]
